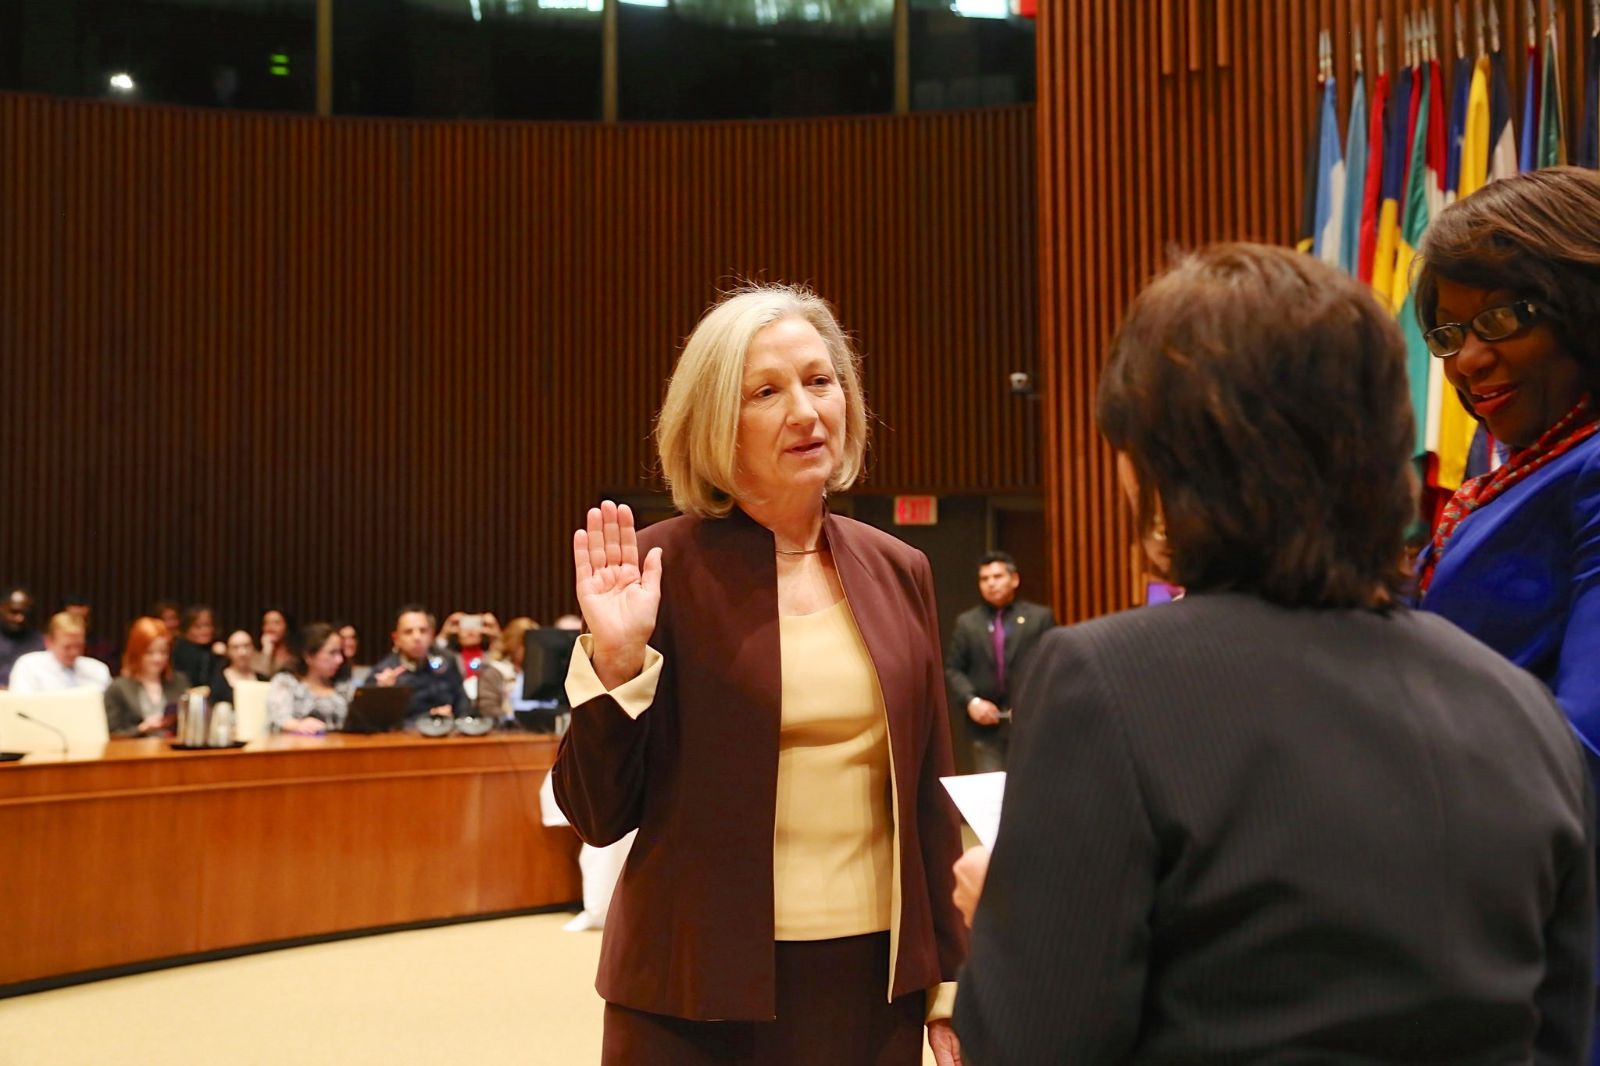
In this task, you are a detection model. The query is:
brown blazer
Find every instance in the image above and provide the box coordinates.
[553,508,968,1022]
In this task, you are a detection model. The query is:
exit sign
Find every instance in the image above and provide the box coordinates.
[894,496,939,526]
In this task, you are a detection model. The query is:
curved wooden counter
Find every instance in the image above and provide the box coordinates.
[0,733,581,993]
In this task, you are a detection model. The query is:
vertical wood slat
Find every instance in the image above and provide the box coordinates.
[1037,0,1595,624]
[0,93,1039,648]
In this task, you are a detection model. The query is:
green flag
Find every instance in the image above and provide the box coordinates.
[1538,21,1566,167]
[1393,70,1434,456]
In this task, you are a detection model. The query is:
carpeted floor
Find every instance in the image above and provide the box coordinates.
[0,913,606,1066]
[0,914,943,1065]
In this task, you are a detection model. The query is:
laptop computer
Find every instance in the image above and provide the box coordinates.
[344,686,412,734]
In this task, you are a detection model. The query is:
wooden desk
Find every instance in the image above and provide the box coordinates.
[0,733,581,992]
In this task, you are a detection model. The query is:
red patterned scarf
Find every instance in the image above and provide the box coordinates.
[1417,393,1598,597]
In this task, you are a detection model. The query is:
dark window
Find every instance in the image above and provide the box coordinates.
[618,0,892,121]
[0,0,1035,121]
[1,0,316,112]
[333,0,603,119]
[910,0,1034,110]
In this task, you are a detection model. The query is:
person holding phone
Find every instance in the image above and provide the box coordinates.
[104,617,190,737]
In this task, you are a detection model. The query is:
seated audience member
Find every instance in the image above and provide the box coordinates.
[440,612,485,682]
[953,245,1595,1062]
[8,612,112,693]
[214,629,267,707]
[104,618,191,737]
[439,612,502,683]
[171,604,225,694]
[365,604,467,723]
[252,608,295,676]
[61,596,118,667]
[266,622,349,735]
[332,621,367,696]
[150,601,181,643]
[0,586,46,688]
[475,616,538,721]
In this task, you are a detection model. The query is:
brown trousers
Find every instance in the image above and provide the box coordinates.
[601,933,925,1065]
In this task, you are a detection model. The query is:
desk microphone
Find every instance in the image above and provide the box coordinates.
[16,712,69,756]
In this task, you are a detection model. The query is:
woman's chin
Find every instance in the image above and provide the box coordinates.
[744,465,836,501]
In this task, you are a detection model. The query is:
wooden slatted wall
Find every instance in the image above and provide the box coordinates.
[1037,0,1594,623]
[0,93,1037,648]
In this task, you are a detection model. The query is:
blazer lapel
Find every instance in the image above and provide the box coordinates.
[826,515,915,739]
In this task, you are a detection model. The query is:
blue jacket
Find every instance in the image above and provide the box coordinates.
[1421,433,1600,760]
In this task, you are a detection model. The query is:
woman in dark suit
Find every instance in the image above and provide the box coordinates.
[953,245,1595,1063]
[553,283,966,1065]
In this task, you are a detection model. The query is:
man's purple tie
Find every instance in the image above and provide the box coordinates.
[992,611,1006,693]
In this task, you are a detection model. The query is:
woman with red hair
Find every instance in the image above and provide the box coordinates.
[103,617,191,737]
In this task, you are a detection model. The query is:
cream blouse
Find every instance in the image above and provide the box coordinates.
[773,599,894,940]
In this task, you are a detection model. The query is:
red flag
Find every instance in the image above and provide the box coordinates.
[1357,71,1391,284]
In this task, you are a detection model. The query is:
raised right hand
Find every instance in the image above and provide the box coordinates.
[574,501,663,687]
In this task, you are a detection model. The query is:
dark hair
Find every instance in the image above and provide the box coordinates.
[292,622,340,678]
[392,603,433,632]
[978,551,1018,573]
[1096,243,1414,609]
[150,600,179,618]
[179,604,214,634]
[1416,167,1600,387]
[331,620,358,681]
[256,607,299,663]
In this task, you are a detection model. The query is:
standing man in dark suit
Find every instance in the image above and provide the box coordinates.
[945,552,1054,771]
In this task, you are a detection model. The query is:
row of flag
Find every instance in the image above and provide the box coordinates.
[1299,2,1600,496]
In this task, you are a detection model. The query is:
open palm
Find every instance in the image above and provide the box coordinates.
[573,500,662,655]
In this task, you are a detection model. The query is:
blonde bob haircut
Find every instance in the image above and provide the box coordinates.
[656,283,870,518]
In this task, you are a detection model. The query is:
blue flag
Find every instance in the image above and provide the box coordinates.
[1313,76,1346,264]
[1340,70,1369,276]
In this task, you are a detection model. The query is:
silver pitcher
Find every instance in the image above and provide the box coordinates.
[180,689,211,747]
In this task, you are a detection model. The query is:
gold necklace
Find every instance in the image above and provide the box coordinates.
[775,546,825,556]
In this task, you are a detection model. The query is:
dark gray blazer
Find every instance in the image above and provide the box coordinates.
[103,673,191,737]
[955,593,1595,1064]
[945,598,1055,733]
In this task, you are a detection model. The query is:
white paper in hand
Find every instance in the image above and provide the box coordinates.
[941,771,1006,849]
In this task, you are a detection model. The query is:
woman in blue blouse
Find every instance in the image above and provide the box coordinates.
[1416,166,1600,772]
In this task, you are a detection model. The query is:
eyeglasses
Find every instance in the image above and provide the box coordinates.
[1424,300,1542,358]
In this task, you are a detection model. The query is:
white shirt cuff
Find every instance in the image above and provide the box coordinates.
[564,634,663,720]
[925,981,958,1022]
